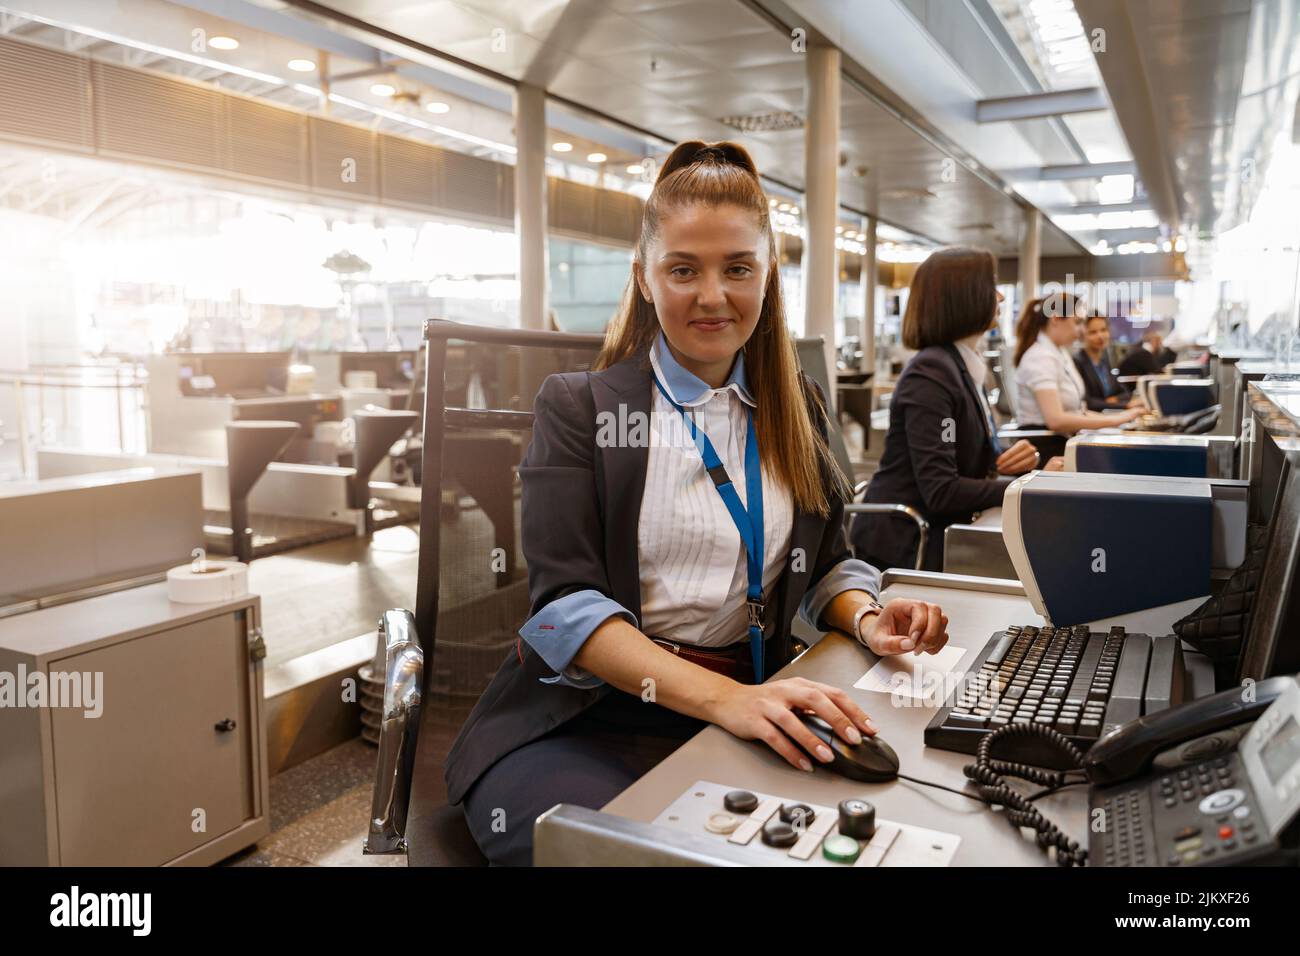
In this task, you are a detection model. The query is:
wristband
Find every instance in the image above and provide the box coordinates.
[852,600,886,647]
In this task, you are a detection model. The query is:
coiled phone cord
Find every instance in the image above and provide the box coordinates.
[962,723,1090,867]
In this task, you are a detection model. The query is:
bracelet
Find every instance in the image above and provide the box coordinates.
[852,600,885,646]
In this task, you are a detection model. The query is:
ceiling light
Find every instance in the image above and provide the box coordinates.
[288,58,316,72]
[552,142,572,153]
[370,83,396,97]
[425,101,450,114]
[587,152,607,163]
[626,164,644,175]
[209,36,239,51]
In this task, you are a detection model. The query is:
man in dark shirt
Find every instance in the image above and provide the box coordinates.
[1117,328,1174,378]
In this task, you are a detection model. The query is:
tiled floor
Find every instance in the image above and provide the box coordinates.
[222,737,405,867]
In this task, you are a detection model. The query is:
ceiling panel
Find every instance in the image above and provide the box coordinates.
[1078,0,1300,236]
[298,0,1081,255]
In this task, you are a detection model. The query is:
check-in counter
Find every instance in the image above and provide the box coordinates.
[1243,377,1300,525]
[944,432,1240,579]
[537,571,1213,866]
[1065,432,1234,478]
[1129,375,1216,417]
[146,353,347,465]
[308,350,416,418]
[1003,471,1247,623]
[943,507,1015,579]
[1210,348,1273,436]
[0,467,202,613]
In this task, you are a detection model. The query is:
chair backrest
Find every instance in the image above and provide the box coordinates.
[793,336,856,482]
[416,321,605,721]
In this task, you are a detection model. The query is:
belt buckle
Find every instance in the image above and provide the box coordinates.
[746,600,765,631]
[652,638,681,655]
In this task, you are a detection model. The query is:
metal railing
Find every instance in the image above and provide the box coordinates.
[0,363,147,476]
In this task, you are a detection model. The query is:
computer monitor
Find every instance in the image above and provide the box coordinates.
[1238,450,1300,682]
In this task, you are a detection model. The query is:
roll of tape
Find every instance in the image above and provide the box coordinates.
[166,561,249,604]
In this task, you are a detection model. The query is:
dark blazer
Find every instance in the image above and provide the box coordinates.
[850,344,1009,572]
[1073,349,1131,411]
[443,350,860,806]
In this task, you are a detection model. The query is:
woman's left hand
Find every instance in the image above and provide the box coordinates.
[860,598,949,657]
[995,439,1039,475]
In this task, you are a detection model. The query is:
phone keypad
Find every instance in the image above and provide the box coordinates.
[1100,791,1148,866]
[1158,757,1235,808]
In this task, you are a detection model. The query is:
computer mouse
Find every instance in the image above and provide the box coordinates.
[796,712,900,782]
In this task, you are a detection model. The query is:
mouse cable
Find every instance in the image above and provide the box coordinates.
[896,771,1088,806]
[961,724,1089,867]
[896,772,992,804]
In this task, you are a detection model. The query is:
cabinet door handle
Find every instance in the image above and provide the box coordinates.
[214,718,237,732]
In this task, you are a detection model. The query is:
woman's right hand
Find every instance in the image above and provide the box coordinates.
[706,677,877,772]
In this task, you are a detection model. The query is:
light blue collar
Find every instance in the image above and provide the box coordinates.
[650,330,756,407]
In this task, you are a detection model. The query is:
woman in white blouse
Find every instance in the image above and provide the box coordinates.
[1013,293,1145,434]
[446,140,950,865]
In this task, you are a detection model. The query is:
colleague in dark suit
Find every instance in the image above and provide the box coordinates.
[445,140,951,866]
[850,247,1051,573]
[1073,313,1134,410]
[1117,327,1174,378]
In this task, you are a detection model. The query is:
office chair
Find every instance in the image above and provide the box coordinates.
[793,336,857,483]
[365,320,605,865]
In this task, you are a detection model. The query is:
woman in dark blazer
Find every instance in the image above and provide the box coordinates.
[445,141,950,865]
[1073,312,1134,411]
[851,248,1048,573]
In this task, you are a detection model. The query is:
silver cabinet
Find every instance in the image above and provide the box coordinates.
[0,585,269,865]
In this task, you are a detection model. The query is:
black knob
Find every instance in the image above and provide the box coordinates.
[215,718,237,732]
[761,819,798,848]
[779,803,815,828]
[838,798,876,840]
[723,789,758,814]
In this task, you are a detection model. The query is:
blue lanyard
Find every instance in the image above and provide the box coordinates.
[652,375,766,683]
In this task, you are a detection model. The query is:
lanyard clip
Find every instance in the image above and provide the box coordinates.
[746,599,765,631]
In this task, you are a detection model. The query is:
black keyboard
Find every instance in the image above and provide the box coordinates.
[925,625,1175,769]
[1120,405,1220,434]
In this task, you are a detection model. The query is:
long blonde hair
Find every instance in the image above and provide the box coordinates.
[595,140,846,516]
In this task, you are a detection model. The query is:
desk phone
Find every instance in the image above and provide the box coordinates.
[1087,675,1300,866]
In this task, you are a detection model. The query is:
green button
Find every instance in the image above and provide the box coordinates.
[822,834,862,864]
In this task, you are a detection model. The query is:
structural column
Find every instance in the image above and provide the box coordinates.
[1019,207,1041,313]
[859,215,877,374]
[803,41,841,405]
[514,82,548,330]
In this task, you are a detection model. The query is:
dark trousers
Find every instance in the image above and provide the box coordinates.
[460,690,705,866]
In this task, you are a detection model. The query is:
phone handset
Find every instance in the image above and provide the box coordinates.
[1084,676,1292,787]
